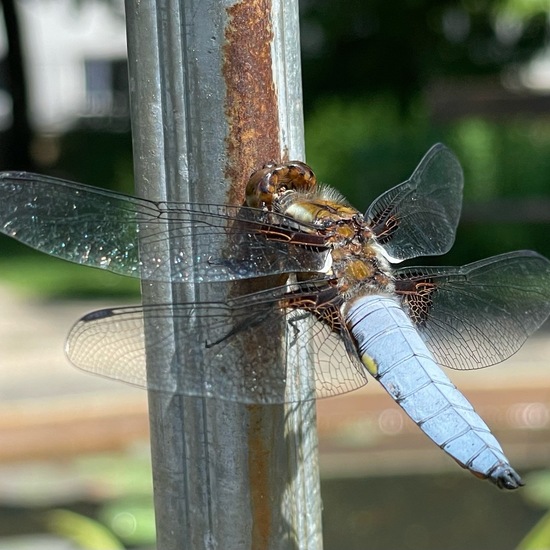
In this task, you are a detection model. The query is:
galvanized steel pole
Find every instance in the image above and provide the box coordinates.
[124,1,323,549]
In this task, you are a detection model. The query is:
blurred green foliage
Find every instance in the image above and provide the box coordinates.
[299,0,549,113]
[516,470,550,550]
[55,130,135,194]
[46,509,125,550]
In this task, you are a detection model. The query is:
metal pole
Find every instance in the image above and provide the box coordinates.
[124,1,322,549]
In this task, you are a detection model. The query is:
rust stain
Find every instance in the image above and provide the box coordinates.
[247,403,274,549]
[223,3,286,544]
[223,0,281,206]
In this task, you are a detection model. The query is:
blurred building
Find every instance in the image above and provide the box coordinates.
[0,0,128,133]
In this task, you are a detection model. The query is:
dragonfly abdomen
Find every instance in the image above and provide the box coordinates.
[345,295,524,490]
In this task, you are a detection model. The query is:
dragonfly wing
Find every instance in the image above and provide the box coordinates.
[66,290,367,404]
[365,143,463,262]
[66,301,289,402]
[0,171,329,283]
[394,250,550,369]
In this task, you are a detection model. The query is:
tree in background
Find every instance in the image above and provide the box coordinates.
[299,0,549,113]
[0,0,32,170]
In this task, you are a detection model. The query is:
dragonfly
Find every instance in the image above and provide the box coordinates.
[1,144,549,490]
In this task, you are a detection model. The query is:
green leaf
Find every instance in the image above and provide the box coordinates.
[46,509,124,550]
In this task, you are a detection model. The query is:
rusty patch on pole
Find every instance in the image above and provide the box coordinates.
[247,404,276,549]
[223,0,281,206]
[224,2,284,546]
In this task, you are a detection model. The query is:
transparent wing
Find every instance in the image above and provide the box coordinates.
[394,250,550,369]
[0,171,329,283]
[366,143,463,262]
[66,288,368,404]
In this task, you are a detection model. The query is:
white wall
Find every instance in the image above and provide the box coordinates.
[10,0,127,132]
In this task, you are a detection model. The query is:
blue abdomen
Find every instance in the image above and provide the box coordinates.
[345,295,523,489]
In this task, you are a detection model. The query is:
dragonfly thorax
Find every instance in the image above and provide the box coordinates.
[331,238,395,301]
[276,189,395,301]
[244,160,392,300]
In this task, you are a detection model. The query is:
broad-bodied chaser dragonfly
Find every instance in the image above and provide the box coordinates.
[1,144,549,490]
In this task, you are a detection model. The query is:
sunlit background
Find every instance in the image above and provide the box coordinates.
[1,0,550,549]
